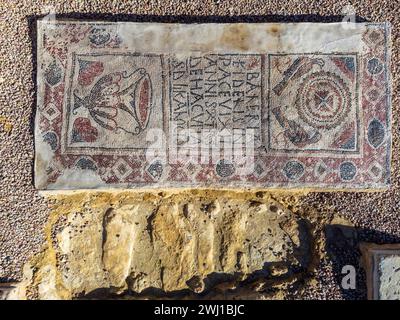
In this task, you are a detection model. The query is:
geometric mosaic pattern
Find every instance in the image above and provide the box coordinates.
[269,53,360,154]
[35,21,392,190]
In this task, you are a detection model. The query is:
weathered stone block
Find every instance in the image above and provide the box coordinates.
[35,21,391,190]
[11,191,312,299]
[361,243,400,300]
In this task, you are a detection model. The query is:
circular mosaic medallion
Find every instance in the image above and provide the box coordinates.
[339,161,357,181]
[367,57,383,75]
[295,71,351,130]
[215,159,235,178]
[283,160,304,180]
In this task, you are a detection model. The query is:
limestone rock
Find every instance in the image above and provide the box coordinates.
[0,282,19,300]
[14,191,311,299]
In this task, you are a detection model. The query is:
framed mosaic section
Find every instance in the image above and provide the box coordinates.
[62,52,164,154]
[35,21,391,190]
[268,53,360,155]
[168,53,264,149]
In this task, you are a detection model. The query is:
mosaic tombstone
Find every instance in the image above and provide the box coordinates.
[35,21,392,190]
[361,243,400,300]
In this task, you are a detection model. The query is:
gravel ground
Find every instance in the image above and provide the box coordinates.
[0,0,398,299]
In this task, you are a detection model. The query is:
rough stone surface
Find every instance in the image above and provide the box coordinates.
[35,21,391,190]
[1,0,400,300]
[378,255,400,299]
[361,243,400,300]
[10,191,314,299]
[0,282,18,300]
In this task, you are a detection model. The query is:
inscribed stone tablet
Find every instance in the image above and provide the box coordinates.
[35,21,392,190]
